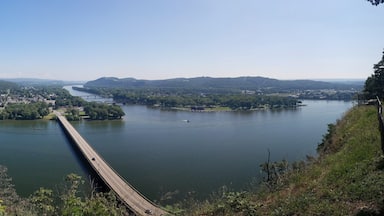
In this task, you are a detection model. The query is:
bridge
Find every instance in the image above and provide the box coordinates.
[78,95,114,104]
[79,95,106,100]
[56,112,170,216]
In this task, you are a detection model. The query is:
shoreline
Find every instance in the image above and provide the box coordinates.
[154,104,306,113]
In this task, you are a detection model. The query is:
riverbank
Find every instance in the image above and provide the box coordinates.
[155,104,306,113]
[181,105,384,215]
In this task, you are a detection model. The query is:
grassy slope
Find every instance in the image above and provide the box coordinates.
[186,105,384,215]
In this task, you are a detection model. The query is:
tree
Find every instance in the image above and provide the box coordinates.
[0,165,33,215]
[60,174,129,216]
[0,166,19,206]
[60,174,84,215]
[30,188,55,215]
[364,50,384,99]
[0,200,5,216]
[367,0,384,5]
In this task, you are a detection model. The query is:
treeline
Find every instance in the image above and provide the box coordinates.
[364,50,384,99]
[299,92,357,100]
[57,90,125,120]
[0,86,125,120]
[64,103,125,121]
[84,76,362,92]
[113,92,299,110]
[75,87,298,110]
[0,80,18,93]
[0,102,49,120]
[53,88,86,107]
[47,88,125,120]
[83,102,125,120]
[0,167,131,216]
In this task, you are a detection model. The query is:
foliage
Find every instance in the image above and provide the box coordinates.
[0,80,18,93]
[1,102,49,120]
[102,88,299,110]
[367,0,384,5]
[1,85,126,121]
[0,171,131,216]
[48,87,125,120]
[0,200,5,216]
[364,50,384,99]
[85,77,361,93]
[0,165,19,209]
[0,165,35,215]
[83,102,125,120]
[59,174,130,215]
[177,186,259,216]
[30,188,55,215]
[53,89,85,107]
[317,123,337,154]
[83,192,130,216]
[60,173,85,215]
[260,159,290,190]
[65,108,81,121]
[1,86,73,120]
[82,76,361,105]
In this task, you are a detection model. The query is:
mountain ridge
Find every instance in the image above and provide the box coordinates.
[84,76,363,92]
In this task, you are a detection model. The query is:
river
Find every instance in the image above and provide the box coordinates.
[0,87,354,202]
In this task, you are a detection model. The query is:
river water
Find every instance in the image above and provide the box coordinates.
[0,87,354,202]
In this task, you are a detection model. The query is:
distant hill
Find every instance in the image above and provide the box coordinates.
[315,79,365,86]
[84,76,363,92]
[0,80,18,90]
[3,78,84,86]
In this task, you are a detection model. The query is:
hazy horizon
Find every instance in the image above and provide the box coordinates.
[0,1,383,81]
[0,75,366,83]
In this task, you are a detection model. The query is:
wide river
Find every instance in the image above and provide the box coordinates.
[0,87,354,202]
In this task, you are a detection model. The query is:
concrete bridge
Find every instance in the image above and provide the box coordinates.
[56,112,170,216]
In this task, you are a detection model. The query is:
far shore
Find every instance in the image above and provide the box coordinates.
[154,104,306,113]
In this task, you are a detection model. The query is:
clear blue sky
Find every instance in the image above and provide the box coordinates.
[0,0,383,81]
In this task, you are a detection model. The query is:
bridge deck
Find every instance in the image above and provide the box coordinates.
[56,114,169,216]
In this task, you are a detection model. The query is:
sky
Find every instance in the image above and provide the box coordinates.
[0,0,383,81]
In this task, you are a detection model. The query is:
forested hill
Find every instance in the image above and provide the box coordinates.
[84,76,363,92]
[0,80,18,91]
[2,78,84,86]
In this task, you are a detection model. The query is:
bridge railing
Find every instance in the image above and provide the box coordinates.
[376,96,384,153]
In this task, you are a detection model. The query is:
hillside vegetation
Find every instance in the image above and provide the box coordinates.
[181,105,384,215]
[0,80,18,92]
[85,76,362,92]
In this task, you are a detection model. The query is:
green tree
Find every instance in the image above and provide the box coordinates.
[59,174,130,216]
[0,165,32,215]
[0,111,9,120]
[364,50,384,99]
[109,106,125,119]
[83,192,128,216]
[0,166,18,206]
[30,188,55,215]
[83,102,125,120]
[60,174,84,216]
[367,0,384,5]
[0,200,5,216]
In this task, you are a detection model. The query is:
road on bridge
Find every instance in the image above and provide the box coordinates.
[55,111,170,216]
